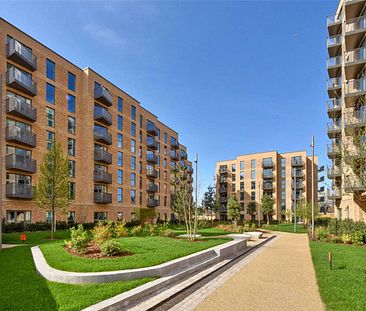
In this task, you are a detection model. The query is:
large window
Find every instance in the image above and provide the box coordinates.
[68,138,75,156]
[118,170,123,184]
[68,116,75,135]
[131,105,136,120]
[131,139,136,153]
[240,161,244,170]
[131,122,136,136]
[131,156,136,170]
[131,173,136,187]
[68,94,75,113]
[117,133,123,148]
[118,97,123,112]
[94,212,107,223]
[46,83,55,104]
[117,188,123,202]
[46,107,55,127]
[68,160,75,177]
[46,59,55,80]
[69,182,75,200]
[6,210,31,224]
[251,170,256,179]
[68,72,76,91]
[118,115,123,131]
[251,159,256,169]
[46,131,55,149]
[131,189,136,204]
[118,152,123,166]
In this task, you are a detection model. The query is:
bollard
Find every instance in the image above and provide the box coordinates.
[328,251,332,271]
[20,233,27,243]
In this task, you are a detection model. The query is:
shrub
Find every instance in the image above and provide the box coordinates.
[130,225,144,236]
[144,224,158,236]
[67,224,91,254]
[352,231,364,245]
[160,228,176,238]
[315,226,329,242]
[93,222,112,246]
[327,219,339,235]
[341,233,353,244]
[115,221,128,238]
[331,235,342,244]
[100,240,123,257]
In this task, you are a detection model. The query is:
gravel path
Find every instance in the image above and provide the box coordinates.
[191,232,324,311]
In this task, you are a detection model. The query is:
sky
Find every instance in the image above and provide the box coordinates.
[1,0,338,199]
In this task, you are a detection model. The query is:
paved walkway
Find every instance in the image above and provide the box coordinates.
[1,244,22,249]
[175,232,324,311]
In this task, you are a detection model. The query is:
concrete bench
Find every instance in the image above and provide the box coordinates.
[245,231,263,239]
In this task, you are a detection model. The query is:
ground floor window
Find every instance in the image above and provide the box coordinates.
[6,210,31,224]
[68,211,75,224]
[45,211,52,223]
[94,212,107,223]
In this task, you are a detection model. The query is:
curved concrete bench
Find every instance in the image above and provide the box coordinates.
[227,234,251,240]
[31,239,247,284]
[246,231,263,239]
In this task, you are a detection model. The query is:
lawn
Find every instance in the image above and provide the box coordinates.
[173,227,235,236]
[310,241,366,311]
[40,236,229,272]
[3,230,70,244]
[261,223,308,234]
[0,246,154,311]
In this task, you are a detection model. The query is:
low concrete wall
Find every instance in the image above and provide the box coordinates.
[32,239,247,284]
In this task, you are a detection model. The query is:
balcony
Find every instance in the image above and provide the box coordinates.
[6,39,37,71]
[180,150,187,160]
[170,140,179,149]
[94,149,112,164]
[327,56,342,78]
[94,85,113,107]
[6,154,36,173]
[219,178,228,184]
[345,16,366,50]
[94,128,112,145]
[327,143,342,159]
[344,78,366,107]
[219,186,227,193]
[292,171,304,179]
[147,169,158,179]
[147,198,159,207]
[343,147,366,164]
[186,165,193,174]
[345,0,366,19]
[6,96,37,122]
[327,34,342,57]
[327,166,342,179]
[262,161,274,169]
[291,181,303,190]
[147,123,158,136]
[327,77,342,98]
[328,187,342,200]
[327,122,342,139]
[6,126,36,147]
[6,183,32,199]
[344,177,366,192]
[220,197,227,203]
[327,14,342,36]
[344,112,366,136]
[94,106,112,126]
[6,67,37,96]
[262,183,274,190]
[291,159,304,167]
[147,153,158,164]
[147,137,158,150]
[262,172,274,179]
[94,169,112,184]
[94,192,112,204]
[219,166,228,174]
[170,150,179,161]
[345,47,366,79]
[291,194,302,202]
[147,183,158,193]
[326,99,342,118]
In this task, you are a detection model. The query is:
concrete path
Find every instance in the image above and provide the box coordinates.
[1,244,22,249]
[179,232,324,311]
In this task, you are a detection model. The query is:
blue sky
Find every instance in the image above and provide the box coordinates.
[2,0,337,198]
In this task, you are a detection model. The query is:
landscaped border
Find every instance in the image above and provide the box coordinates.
[32,238,249,284]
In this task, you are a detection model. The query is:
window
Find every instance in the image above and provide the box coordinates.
[118,152,123,166]
[46,131,55,149]
[251,159,256,169]
[68,116,75,135]
[117,188,123,202]
[131,189,136,204]
[240,192,244,201]
[118,170,123,184]
[131,156,136,170]
[68,94,75,113]
[131,105,136,120]
[46,107,55,127]
[251,181,256,190]
[46,59,55,80]
[6,210,31,224]
[240,161,244,170]
[68,72,76,91]
[251,170,256,179]
[68,160,75,177]
[117,212,123,220]
[118,97,123,113]
[232,173,236,182]
[69,182,75,200]
[164,146,167,156]
[46,83,55,104]
[240,182,244,191]
[163,158,167,168]
[232,164,236,172]
[131,173,136,187]
[240,171,244,180]
[131,139,136,153]
[164,133,167,144]
[251,191,256,201]
[139,115,143,127]
[118,115,123,131]
[131,122,136,136]
[232,183,236,192]
[117,133,123,148]
[68,138,75,156]
[94,212,107,223]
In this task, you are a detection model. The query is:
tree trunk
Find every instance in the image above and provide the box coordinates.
[51,206,55,240]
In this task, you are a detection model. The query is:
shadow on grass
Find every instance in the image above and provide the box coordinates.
[0,246,58,310]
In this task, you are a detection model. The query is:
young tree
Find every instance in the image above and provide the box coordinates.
[247,201,257,222]
[296,200,318,228]
[201,184,216,225]
[261,194,274,225]
[171,165,197,240]
[227,196,241,226]
[36,142,71,239]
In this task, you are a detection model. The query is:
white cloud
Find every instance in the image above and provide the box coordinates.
[83,23,124,47]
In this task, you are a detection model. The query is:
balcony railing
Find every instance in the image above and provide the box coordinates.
[147,153,158,164]
[219,187,227,193]
[292,171,303,178]
[327,122,342,138]
[147,138,158,150]
[94,192,112,204]
[327,77,342,90]
[262,161,274,169]
[327,34,342,47]
[94,128,112,145]
[327,14,342,26]
[262,183,274,190]
[6,39,37,71]
[291,181,303,189]
[94,170,112,184]
[219,178,227,183]
[219,166,228,174]
[147,198,159,207]
[6,183,32,199]
[186,165,193,173]
[6,154,36,173]
[327,56,342,68]
[94,85,113,107]
[346,16,366,33]
[170,150,179,161]
[94,149,112,164]
[327,166,342,179]
[6,96,37,122]
[291,159,304,167]
[6,67,37,96]
[147,169,158,179]
[344,177,366,192]
[262,172,274,179]
[180,150,187,159]
[219,197,228,203]
[329,188,342,200]
[326,99,342,117]
[147,123,158,136]
[327,143,342,158]
[94,106,112,126]
[345,78,366,95]
[6,125,36,147]
[170,140,179,149]
[147,183,158,193]
[345,47,366,64]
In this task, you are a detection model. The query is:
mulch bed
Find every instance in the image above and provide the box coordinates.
[64,242,133,259]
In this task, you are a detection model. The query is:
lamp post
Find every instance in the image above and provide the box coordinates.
[311,136,315,239]
[294,171,297,233]
[258,182,261,227]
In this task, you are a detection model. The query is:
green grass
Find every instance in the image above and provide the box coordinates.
[261,223,307,233]
[41,236,229,272]
[173,227,235,236]
[310,241,366,310]
[0,245,153,311]
[3,230,70,244]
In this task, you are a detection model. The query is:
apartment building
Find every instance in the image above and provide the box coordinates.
[0,18,192,225]
[216,151,318,221]
[326,0,366,222]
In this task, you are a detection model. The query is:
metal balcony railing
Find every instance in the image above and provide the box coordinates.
[6,154,36,173]
[94,149,112,164]
[6,96,37,121]
[6,67,37,96]
[6,38,37,71]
